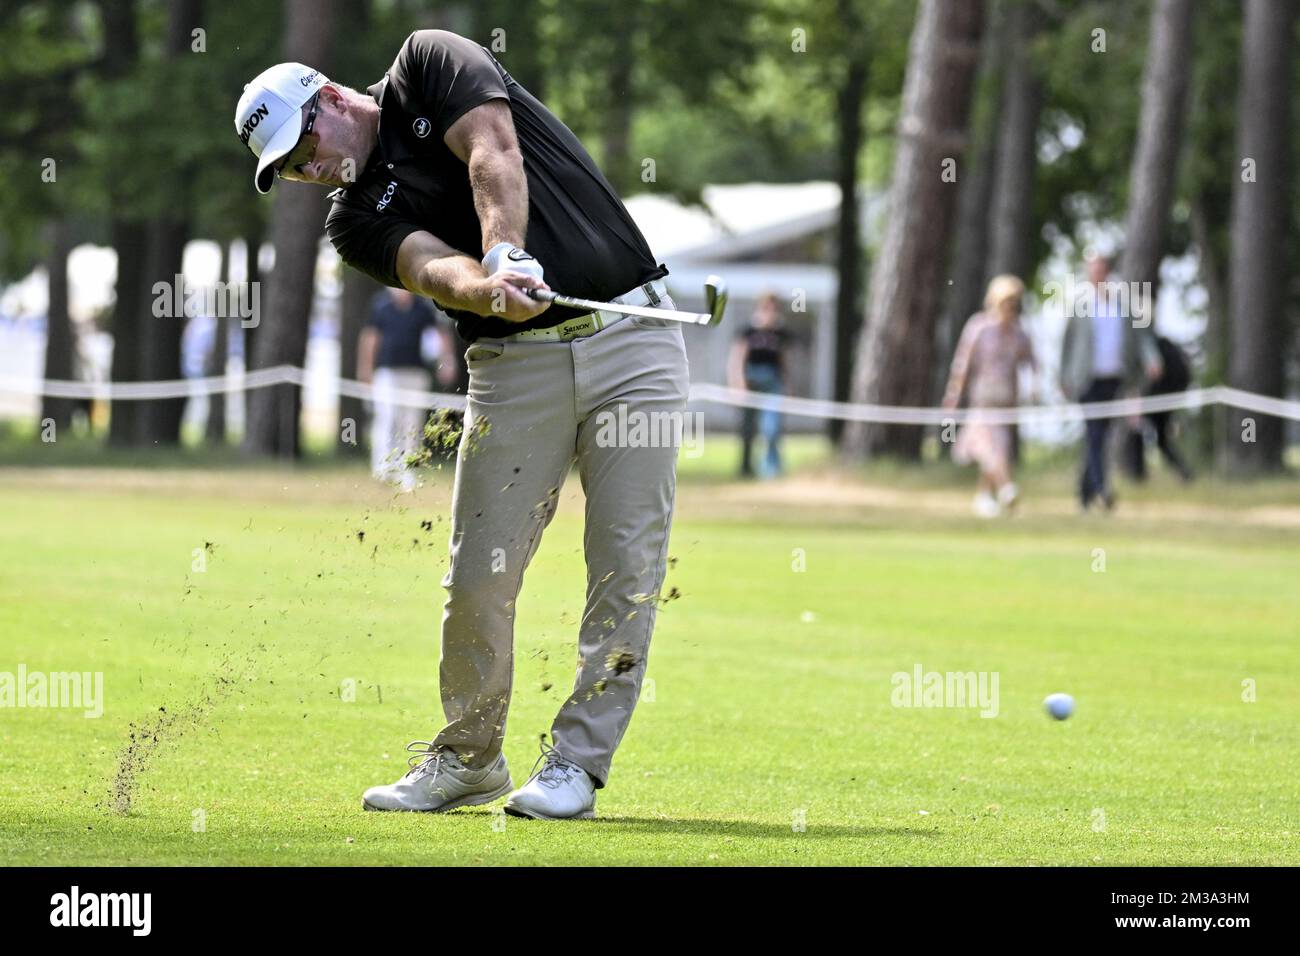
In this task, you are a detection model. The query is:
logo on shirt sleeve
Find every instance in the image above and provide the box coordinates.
[412,117,431,139]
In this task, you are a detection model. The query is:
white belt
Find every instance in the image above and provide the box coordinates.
[507,279,668,342]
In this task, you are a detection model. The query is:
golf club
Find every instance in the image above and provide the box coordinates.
[525,275,728,327]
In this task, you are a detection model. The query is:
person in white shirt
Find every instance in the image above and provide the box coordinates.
[1059,254,1162,511]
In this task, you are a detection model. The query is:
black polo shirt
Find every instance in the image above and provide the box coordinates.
[736,323,792,375]
[325,29,667,342]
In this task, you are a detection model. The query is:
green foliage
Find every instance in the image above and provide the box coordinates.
[0,1,99,277]
[465,0,913,202]
[1035,0,1151,263]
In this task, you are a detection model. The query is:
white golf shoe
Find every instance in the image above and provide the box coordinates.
[362,741,513,812]
[504,743,597,820]
[973,491,1001,518]
[996,481,1019,510]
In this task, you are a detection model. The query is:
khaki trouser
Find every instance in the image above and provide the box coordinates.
[431,299,689,787]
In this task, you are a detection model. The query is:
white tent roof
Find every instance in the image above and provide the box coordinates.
[625,181,862,264]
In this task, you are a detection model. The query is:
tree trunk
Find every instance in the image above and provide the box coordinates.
[1186,0,1242,468]
[241,225,265,373]
[205,241,229,446]
[1227,0,1293,472]
[842,0,985,460]
[98,0,143,448]
[40,220,78,433]
[1191,198,1230,470]
[936,107,999,396]
[602,26,635,197]
[242,185,329,460]
[830,5,868,447]
[338,267,378,456]
[984,0,1041,282]
[1119,0,1195,296]
[106,222,148,448]
[935,0,1007,401]
[135,220,188,445]
[135,0,202,446]
[242,0,338,459]
[1190,200,1229,385]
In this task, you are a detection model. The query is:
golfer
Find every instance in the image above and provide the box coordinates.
[235,30,687,819]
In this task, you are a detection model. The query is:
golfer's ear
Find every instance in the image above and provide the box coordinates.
[319,84,345,112]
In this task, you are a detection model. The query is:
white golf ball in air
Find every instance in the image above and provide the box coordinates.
[1043,693,1075,720]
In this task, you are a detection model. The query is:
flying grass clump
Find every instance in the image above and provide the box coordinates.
[405,409,491,470]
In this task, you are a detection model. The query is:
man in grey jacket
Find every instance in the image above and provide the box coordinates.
[1059,255,1161,511]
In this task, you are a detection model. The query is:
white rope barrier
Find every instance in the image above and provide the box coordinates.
[0,366,466,412]
[687,384,1260,424]
[1,370,1295,423]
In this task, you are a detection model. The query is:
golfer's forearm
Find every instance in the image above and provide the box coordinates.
[469,148,528,251]
[409,256,493,315]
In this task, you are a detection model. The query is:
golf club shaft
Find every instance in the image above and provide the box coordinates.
[525,288,712,325]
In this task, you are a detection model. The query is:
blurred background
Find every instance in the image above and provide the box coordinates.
[0,0,1296,484]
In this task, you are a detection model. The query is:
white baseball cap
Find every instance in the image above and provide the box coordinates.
[235,62,329,194]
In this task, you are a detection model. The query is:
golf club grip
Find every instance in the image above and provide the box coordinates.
[525,288,610,314]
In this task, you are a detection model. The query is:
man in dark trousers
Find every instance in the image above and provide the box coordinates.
[727,292,792,479]
[1059,255,1161,512]
[1121,334,1195,483]
[235,31,687,819]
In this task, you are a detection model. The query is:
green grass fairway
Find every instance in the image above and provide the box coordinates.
[1,463,1296,865]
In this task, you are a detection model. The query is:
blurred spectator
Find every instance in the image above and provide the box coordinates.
[728,293,792,479]
[71,315,101,433]
[942,275,1037,517]
[1120,334,1194,483]
[1059,254,1162,512]
[182,313,217,378]
[358,288,452,490]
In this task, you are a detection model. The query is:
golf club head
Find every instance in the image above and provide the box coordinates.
[703,275,728,326]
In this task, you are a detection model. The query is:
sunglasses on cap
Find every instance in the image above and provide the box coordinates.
[275,92,321,180]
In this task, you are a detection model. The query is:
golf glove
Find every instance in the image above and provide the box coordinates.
[482,242,544,282]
